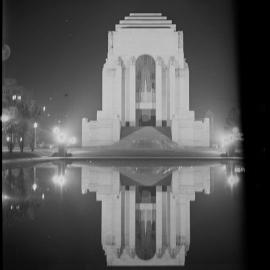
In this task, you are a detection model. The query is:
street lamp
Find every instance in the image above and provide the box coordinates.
[33,122,38,148]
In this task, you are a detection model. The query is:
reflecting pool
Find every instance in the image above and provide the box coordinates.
[2,160,245,269]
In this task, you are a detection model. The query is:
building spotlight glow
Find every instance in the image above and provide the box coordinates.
[53,126,60,134]
[52,174,66,187]
[220,133,235,149]
[2,194,9,201]
[1,114,9,122]
[232,127,239,134]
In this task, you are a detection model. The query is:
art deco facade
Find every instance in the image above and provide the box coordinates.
[82,13,209,146]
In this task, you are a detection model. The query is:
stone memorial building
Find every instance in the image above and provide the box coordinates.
[82,13,209,146]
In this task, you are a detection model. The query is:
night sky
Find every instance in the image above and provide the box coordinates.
[3,0,239,139]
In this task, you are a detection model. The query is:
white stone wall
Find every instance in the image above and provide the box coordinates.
[82,117,120,146]
[171,117,210,147]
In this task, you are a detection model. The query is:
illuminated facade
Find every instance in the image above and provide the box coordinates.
[82,13,209,147]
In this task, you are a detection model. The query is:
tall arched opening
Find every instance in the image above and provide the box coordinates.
[135,55,156,127]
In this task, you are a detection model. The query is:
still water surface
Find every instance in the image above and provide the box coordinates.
[2,160,245,269]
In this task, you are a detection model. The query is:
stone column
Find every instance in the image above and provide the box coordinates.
[170,193,176,249]
[100,195,113,246]
[169,57,176,120]
[129,57,136,126]
[179,196,190,249]
[115,58,122,121]
[129,186,136,252]
[155,57,162,126]
[113,193,122,248]
[156,186,163,253]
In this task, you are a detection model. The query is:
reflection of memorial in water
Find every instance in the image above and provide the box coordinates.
[81,164,211,266]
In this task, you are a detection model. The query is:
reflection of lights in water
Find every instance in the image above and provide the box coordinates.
[227,174,239,188]
[235,166,245,173]
[42,193,45,200]
[32,183,37,191]
[52,175,66,187]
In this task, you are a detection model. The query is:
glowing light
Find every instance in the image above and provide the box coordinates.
[33,122,38,128]
[2,194,9,201]
[227,174,239,188]
[6,136,11,142]
[32,183,37,191]
[17,95,21,100]
[1,114,9,122]
[12,95,16,100]
[53,126,60,134]
[68,136,76,145]
[220,133,235,149]
[42,193,45,200]
[232,127,239,134]
[42,106,46,112]
[52,174,66,187]
[19,137,23,142]
[57,132,66,144]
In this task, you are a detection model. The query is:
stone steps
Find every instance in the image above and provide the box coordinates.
[154,127,172,139]
[121,127,172,139]
[120,127,141,139]
[117,127,177,150]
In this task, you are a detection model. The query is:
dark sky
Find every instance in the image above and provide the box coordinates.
[3,0,239,138]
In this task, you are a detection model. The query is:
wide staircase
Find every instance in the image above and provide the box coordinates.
[154,127,171,139]
[117,126,176,150]
[120,127,141,139]
[121,126,171,139]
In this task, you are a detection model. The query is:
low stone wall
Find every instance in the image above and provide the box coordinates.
[171,117,209,147]
[82,118,121,146]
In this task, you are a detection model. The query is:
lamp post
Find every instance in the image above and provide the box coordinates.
[33,122,38,149]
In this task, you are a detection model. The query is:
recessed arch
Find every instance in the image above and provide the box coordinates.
[135,55,156,126]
